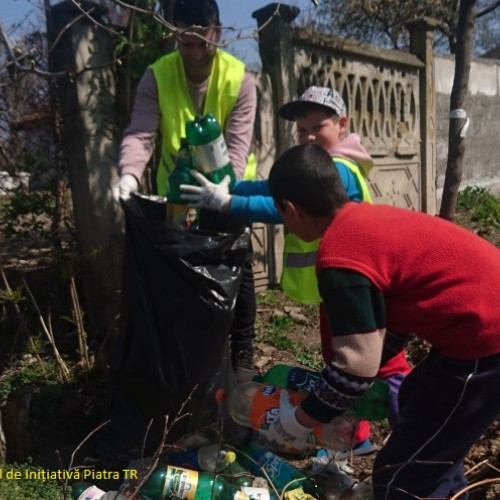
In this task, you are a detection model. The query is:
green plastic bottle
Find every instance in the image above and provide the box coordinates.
[255,364,319,394]
[139,464,250,500]
[166,138,198,227]
[219,453,254,488]
[167,444,233,473]
[256,364,390,421]
[185,114,236,189]
[168,138,196,204]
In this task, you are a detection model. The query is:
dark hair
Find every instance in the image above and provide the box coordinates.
[173,0,220,27]
[268,144,349,216]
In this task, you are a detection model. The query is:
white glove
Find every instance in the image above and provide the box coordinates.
[112,174,138,203]
[180,170,231,212]
[265,390,313,451]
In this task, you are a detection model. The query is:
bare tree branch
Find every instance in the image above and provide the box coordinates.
[476,0,500,17]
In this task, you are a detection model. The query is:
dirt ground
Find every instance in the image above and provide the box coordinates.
[253,293,500,499]
[2,206,500,499]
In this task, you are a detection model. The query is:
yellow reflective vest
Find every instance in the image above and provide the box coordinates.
[150,49,256,196]
[281,157,372,304]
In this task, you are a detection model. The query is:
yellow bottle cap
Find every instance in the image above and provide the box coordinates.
[224,451,236,463]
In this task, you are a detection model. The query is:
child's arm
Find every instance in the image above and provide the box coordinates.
[230,180,282,223]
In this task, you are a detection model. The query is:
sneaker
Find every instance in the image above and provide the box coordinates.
[328,439,379,460]
[232,348,255,383]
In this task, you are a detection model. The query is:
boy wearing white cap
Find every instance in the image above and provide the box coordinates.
[181,87,411,455]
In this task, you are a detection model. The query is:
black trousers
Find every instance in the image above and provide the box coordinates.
[372,349,500,500]
[199,209,256,351]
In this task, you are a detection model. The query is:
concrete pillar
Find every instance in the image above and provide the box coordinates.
[407,17,439,214]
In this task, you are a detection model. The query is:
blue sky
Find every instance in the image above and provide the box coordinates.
[0,0,317,66]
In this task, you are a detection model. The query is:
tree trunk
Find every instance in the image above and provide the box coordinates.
[439,0,477,220]
[47,1,124,343]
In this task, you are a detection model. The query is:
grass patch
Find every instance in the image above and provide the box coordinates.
[0,461,65,499]
[456,186,500,228]
[0,357,62,405]
[256,309,322,371]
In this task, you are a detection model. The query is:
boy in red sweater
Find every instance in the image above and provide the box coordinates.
[181,87,411,454]
[266,144,500,500]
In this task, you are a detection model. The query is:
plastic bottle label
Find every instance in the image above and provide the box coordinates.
[163,466,199,500]
[192,135,230,173]
[78,485,106,500]
[249,386,305,431]
[259,451,299,483]
[288,368,319,393]
[166,204,197,227]
[241,487,271,500]
[249,385,353,450]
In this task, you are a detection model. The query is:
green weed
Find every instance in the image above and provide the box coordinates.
[0,461,65,499]
[0,357,60,405]
[0,187,55,237]
[296,348,322,371]
[256,313,322,370]
[456,186,500,229]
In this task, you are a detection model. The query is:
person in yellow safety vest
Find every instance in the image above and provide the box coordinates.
[112,0,258,382]
[180,86,412,457]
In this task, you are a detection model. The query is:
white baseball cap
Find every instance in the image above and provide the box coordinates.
[279,86,347,121]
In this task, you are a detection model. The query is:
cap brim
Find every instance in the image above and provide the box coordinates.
[278,101,303,121]
[278,101,339,121]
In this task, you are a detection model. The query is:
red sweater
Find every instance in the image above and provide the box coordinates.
[319,304,411,377]
[317,202,500,360]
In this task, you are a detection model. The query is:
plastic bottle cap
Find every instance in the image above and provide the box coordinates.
[215,389,227,403]
[224,451,236,463]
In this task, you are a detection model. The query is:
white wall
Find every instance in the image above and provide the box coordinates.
[435,54,500,201]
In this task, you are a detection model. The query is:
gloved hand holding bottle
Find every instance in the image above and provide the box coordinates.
[265,390,313,451]
[180,170,232,212]
[219,381,358,454]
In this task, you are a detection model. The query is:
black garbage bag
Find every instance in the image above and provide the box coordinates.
[92,194,249,463]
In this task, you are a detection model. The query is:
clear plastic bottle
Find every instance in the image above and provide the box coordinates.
[238,442,318,497]
[100,493,129,500]
[343,482,374,499]
[312,458,355,500]
[216,382,357,453]
[139,464,250,500]
[71,483,105,499]
[256,365,391,421]
[185,114,236,189]
[167,444,234,473]
[71,483,128,500]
